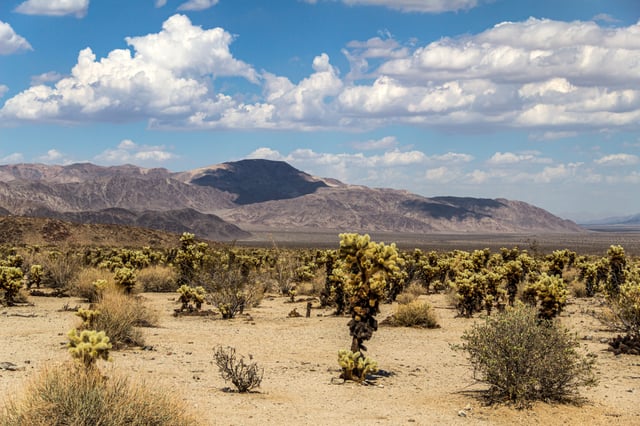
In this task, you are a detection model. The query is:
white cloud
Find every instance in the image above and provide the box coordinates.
[36,149,73,164]
[177,0,219,11]
[155,0,167,7]
[595,153,639,166]
[0,20,32,55]
[0,85,7,99]
[424,166,460,183]
[94,140,176,164]
[351,136,398,150]
[307,0,479,13]
[431,152,473,163]
[0,153,24,163]
[15,0,89,18]
[487,151,551,165]
[0,14,257,125]
[3,16,640,135]
[31,71,64,86]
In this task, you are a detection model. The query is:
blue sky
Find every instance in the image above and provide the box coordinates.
[1,0,640,222]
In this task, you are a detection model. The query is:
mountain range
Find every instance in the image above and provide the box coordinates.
[0,159,582,241]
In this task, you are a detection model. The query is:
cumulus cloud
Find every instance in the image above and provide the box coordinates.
[0,21,32,55]
[36,149,73,164]
[0,14,257,125]
[30,71,64,86]
[94,140,176,164]
[595,153,639,166]
[15,0,89,18]
[155,0,167,7]
[3,16,640,134]
[0,152,24,163]
[177,0,219,11]
[0,85,7,99]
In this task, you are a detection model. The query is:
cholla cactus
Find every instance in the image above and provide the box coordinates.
[67,329,112,369]
[28,264,43,289]
[338,349,378,383]
[75,308,101,328]
[177,284,207,312]
[114,267,136,294]
[0,266,24,306]
[522,273,568,320]
[334,233,404,354]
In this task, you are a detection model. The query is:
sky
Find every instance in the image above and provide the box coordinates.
[1,0,640,222]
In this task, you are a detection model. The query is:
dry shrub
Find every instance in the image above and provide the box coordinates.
[388,300,439,328]
[38,250,82,294]
[70,267,114,302]
[569,279,588,298]
[136,265,177,292]
[460,305,597,407]
[405,280,428,297]
[84,290,158,348]
[395,292,417,305]
[0,362,199,426]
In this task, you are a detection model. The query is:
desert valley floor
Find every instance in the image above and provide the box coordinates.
[2,291,639,425]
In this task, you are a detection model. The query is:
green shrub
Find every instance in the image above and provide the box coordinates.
[0,363,199,426]
[388,300,439,328]
[213,346,263,392]
[459,306,597,407]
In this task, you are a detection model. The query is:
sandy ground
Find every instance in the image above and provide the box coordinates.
[1,293,640,425]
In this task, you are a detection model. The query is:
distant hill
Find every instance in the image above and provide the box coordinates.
[0,159,583,238]
[0,215,181,247]
[581,213,640,226]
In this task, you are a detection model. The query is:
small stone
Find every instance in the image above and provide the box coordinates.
[600,338,609,344]
[583,335,593,341]
[458,410,467,417]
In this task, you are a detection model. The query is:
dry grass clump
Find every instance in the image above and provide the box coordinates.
[0,363,199,426]
[460,305,597,407]
[386,300,439,328]
[70,267,114,302]
[82,290,158,348]
[136,265,177,292]
[395,292,417,305]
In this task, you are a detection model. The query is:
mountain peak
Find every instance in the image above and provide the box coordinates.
[186,158,329,205]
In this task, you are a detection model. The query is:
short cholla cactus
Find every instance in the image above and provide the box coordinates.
[28,264,43,289]
[338,349,378,383]
[0,265,24,306]
[114,267,137,294]
[177,284,207,312]
[75,308,101,328]
[67,329,112,369]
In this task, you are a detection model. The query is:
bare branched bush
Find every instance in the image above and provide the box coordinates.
[213,346,263,393]
[459,305,597,407]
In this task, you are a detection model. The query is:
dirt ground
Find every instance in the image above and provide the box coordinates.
[1,292,639,425]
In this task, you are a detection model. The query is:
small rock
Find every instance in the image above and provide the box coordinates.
[458,410,467,417]
[599,338,609,344]
[583,335,593,341]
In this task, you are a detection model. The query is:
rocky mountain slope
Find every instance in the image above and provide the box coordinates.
[0,159,582,239]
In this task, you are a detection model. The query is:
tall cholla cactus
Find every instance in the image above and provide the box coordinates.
[67,329,112,369]
[334,233,404,354]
